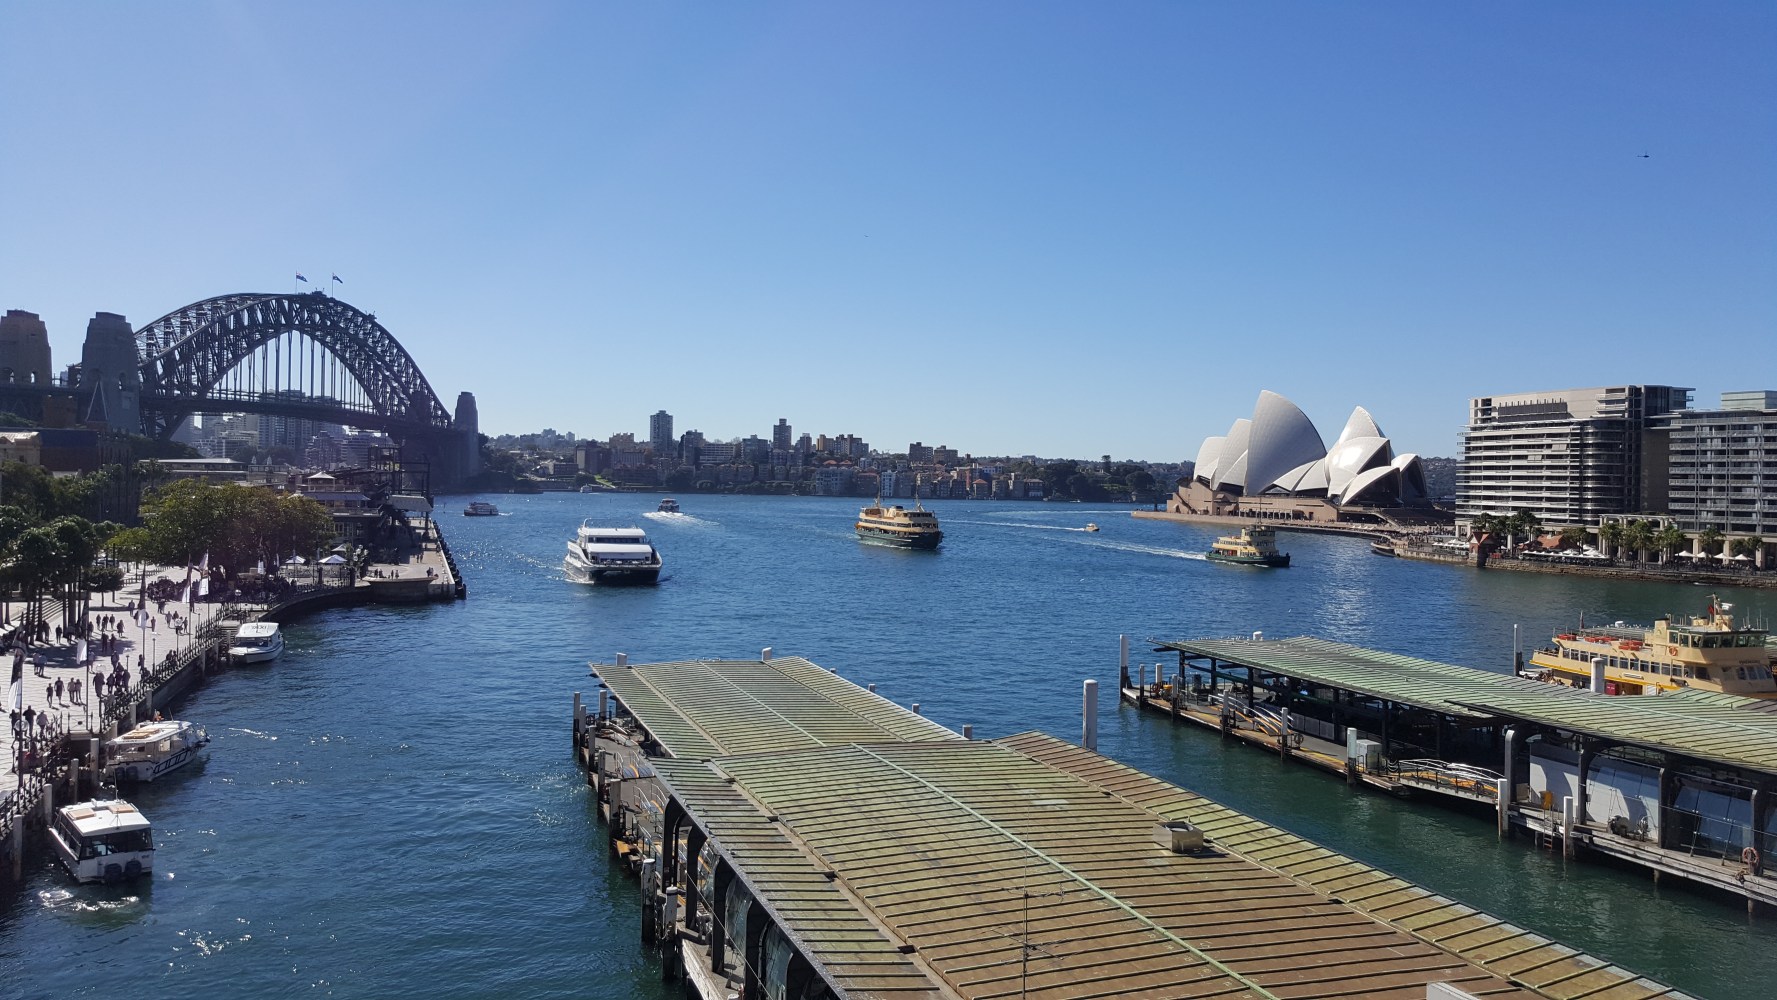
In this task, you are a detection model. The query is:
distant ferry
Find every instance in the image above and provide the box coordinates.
[1085,523,1100,532]
[1526,598,1777,697]
[657,498,681,514]
[464,501,500,516]
[856,498,942,549]
[564,522,663,585]
[1206,525,1290,568]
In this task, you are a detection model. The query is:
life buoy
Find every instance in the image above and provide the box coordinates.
[1744,846,1762,876]
[1669,646,1679,656]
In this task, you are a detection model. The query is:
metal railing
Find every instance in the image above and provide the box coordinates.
[1387,759,1503,802]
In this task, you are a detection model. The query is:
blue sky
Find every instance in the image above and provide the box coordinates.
[2,3,1771,460]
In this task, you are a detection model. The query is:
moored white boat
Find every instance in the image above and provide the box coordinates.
[564,522,663,585]
[106,719,210,783]
[229,621,284,663]
[50,800,155,884]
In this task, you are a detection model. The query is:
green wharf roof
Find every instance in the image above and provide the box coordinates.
[1159,636,1777,777]
[1453,690,1777,777]
[591,655,958,759]
[654,732,1687,1000]
[1155,636,1560,718]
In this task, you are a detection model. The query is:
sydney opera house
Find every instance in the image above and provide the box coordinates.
[1170,390,1430,522]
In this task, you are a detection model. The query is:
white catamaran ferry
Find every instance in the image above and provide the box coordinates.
[564,522,663,585]
[106,719,210,783]
[50,800,155,884]
[228,622,284,664]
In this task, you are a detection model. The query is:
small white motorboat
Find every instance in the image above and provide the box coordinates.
[106,719,210,783]
[50,800,155,884]
[229,621,284,663]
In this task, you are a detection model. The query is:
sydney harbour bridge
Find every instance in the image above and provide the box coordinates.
[0,291,480,487]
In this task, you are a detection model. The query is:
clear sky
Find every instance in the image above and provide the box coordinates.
[2,3,1772,461]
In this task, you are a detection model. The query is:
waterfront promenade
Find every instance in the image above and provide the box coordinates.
[2,519,462,837]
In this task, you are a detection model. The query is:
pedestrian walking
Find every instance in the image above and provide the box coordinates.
[46,682,54,706]
[54,678,63,702]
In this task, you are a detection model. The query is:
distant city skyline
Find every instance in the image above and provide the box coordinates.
[2,4,1771,460]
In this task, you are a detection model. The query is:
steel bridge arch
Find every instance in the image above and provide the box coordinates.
[132,292,452,437]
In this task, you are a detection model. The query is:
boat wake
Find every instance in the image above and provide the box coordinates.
[1082,539,1208,561]
[946,519,1093,533]
[643,511,715,526]
[227,727,279,741]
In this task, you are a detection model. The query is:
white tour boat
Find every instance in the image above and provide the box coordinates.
[229,621,284,663]
[50,800,155,884]
[106,719,210,783]
[564,522,663,585]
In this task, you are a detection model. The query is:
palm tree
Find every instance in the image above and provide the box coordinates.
[1622,520,1656,563]
[1699,526,1725,556]
[1653,524,1688,562]
[1598,520,1624,557]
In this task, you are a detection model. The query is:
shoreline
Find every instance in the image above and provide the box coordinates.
[1132,508,1777,590]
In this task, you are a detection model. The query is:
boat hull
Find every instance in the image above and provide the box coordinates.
[1206,552,1290,568]
[229,640,284,664]
[856,526,942,549]
[564,560,662,585]
[51,830,153,884]
[110,740,207,784]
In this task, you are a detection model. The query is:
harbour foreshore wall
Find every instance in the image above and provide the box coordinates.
[1133,508,1777,590]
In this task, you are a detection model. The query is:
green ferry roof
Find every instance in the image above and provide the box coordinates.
[590,655,957,760]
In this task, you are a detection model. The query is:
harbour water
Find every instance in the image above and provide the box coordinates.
[2,493,1771,999]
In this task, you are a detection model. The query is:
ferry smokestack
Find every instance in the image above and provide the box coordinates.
[1590,657,1607,693]
[761,647,773,661]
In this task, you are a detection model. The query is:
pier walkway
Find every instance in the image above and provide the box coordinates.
[1131,634,1777,911]
[576,653,1687,1000]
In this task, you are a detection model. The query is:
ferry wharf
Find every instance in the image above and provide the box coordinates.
[2,518,466,883]
[573,651,1684,1000]
[1128,635,1777,913]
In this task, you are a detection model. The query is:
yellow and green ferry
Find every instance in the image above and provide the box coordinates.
[1206,525,1290,568]
[856,498,942,549]
[1526,597,1777,698]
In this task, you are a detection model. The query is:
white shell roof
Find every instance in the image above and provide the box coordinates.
[1193,435,1226,484]
[1325,435,1392,500]
[1336,406,1384,444]
[1244,390,1327,495]
[1211,418,1252,490]
[1342,465,1401,506]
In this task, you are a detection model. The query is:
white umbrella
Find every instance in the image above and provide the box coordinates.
[285,555,307,565]
[1733,553,1752,562]
[331,544,351,553]
[1717,551,1734,562]
[320,554,347,565]
[1673,550,1696,558]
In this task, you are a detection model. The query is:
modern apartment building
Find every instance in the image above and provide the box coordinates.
[1456,384,1692,526]
[1649,391,1777,536]
[649,410,674,454]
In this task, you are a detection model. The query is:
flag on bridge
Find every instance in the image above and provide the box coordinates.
[296,273,309,283]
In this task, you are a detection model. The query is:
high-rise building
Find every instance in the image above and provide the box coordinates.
[1456,385,1692,526]
[650,410,674,454]
[1649,391,1777,538]
[772,418,791,450]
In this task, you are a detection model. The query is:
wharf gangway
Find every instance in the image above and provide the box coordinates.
[1384,758,1503,804]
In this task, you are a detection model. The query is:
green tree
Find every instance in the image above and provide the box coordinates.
[1126,470,1157,496]
[1699,526,1725,555]
[1558,526,1588,550]
[1041,461,1080,500]
[1598,520,1624,552]
[1653,524,1688,561]
[1622,519,1656,562]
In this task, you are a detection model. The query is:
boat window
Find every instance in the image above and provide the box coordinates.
[1696,667,1711,680]
[1738,667,1748,680]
